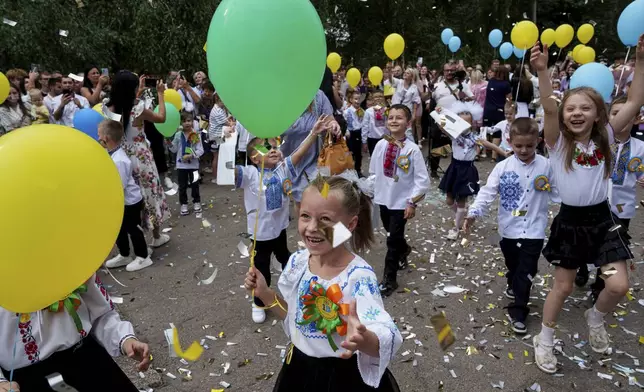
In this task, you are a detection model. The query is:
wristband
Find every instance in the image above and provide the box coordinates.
[407,201,417,208]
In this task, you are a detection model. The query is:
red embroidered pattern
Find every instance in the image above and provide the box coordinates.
[574,146,604,167]
[18,314,40,363]
[95,276,115,310]
[383,143,399,178]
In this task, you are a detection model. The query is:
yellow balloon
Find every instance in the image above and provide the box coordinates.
[577,46,596,65]
[346,68,361,88]
[0,125,124,313]
[384,33,405,60]
[555,24,574,48]
[511,21,539,49]
[577,23,595,45]
[0,72,9,105]
[541,28,557,46]
[572,44,586,63]
[368,66,384,86]
[326,52,342,73]
[164,89,183,112]
[92,103,104,115]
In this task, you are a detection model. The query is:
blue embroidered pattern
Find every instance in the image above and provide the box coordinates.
[363,306,381,321]
[340,265,376,291]
[611,140,630,186]
[263,171,282,211]
[352,276,379,297]
[499,171,522,211]
[455,132,478,151]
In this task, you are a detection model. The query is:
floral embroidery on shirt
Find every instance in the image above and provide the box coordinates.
[351,276,379,297]
[363,307,381,321]
[455,132,479,151]
[499,171,523,211]
[573,145,604,167]
[95,275,115,310]
[18,313,40,363]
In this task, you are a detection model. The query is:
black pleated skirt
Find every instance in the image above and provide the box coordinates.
[272,346,400,392]
[1,335,139,392]
[542,200,633,270]
[438,158,480,198]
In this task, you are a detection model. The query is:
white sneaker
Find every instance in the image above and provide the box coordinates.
[252,304,266,324]
[446,228,459,240]
[193,202,202,213]
[180,204,190,215]
[151,233,170,248]
[210,179,218,184]
[105,254,132,268]
[203,167,213,174]
[533,335,557,374]
[126,256,153,272]
[585,309,610,353]
[164,177,174,189]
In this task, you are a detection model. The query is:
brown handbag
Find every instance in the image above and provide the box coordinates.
[317,131,355,175]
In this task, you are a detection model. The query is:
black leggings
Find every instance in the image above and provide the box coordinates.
[347,129,363,174]
[254,229,291,306]
[116,200,148,258]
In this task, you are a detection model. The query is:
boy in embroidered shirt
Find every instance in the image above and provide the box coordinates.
[100,120,153,273]
[361,90,390,156]
[464,118,554,334]
[344,91,365,175]
[369,104,430,297]
[169,112,204,216]
[234,115,331,323]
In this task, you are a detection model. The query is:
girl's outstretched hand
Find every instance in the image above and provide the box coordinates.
[312,114,331,136]
[340,300,369,359]
[530,43,549,72]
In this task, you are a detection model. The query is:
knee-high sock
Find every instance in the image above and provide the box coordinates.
[455,208,468,231]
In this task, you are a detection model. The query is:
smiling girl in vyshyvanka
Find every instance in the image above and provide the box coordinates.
[437,100,509,241]
[244,175,402,392]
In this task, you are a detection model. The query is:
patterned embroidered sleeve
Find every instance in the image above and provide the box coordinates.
[468,164,501,218]
[343,107,354,130]
[277,250,308,340]
[234,165,256,190]
[409,146,430,204]
[83,274,135,356]
[351,269,402,388]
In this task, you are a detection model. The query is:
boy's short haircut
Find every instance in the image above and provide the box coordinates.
[48,77,61,88]
[100,119,125,143]
[509,118,540,139]
[180,111,194,122]
[389,104,412,122]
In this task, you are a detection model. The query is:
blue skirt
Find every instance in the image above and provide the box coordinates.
[438,158,479,198]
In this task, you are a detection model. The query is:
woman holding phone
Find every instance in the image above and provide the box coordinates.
[81,66,109,106]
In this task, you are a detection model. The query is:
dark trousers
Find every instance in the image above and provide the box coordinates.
[116,200,148,258]
[500,238,544,322]
[347,129,363,174]
[177,168,201,205]
[429,125,450,173]
[254,229,291,306]
[367,137,381,156]
[379,205,408,282]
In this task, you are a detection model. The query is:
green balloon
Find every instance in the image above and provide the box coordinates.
[206,0,326,138]
[153,104,180,137]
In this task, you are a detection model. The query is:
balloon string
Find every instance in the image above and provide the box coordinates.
[250,152,266,299]
[8,316,19,391]
[550,50,563,80]
[515,48,527,103]
[616,46,632,97]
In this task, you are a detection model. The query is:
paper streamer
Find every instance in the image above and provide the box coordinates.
[172,327,204,361]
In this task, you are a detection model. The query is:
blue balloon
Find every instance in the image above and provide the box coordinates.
[617,0,644,46]
[488,29,503,48]
[513,46,526,59]
[448,36,461,53]
[499,42,513,60]
[441,28,454,45]
[570,62,615,102]
[72,108,104,140]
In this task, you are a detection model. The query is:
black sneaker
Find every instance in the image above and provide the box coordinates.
[379,280,399,297]
[398,246,412,270]
[575,268,589,288]
[504,287,515,300]
[511,320,527,335]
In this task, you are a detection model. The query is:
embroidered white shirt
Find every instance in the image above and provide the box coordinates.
[236,158,298,241]
[343,106,363,131]
[361,106,389,143]
[610,137,644,219]
[370,139,430,210]
[468,155,555,239]
[451,131,481,161]
[278,250,402,388]
[0,275,135,378]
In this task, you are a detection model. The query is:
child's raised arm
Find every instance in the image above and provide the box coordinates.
[290,115,330,167]
[530,43,559,148]
[610,35,644,134]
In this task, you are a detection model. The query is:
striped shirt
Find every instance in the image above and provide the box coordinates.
[208,104,228,142]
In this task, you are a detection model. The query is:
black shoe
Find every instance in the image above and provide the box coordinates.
[398,246,412,270]
[430,171,439,179]
[379,280,399,297]
[504,287,515,300]
[575,269,589,287]
[511,320,527,335]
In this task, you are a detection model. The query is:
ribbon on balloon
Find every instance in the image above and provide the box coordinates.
[47,284,88,333]
[298,281,349,351]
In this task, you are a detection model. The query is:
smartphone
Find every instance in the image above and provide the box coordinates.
[101,68,109,76]
[30,63,39,73]
[145,77,158,88]
[62,88,72,96]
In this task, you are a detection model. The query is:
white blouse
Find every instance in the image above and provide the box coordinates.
[451,131,482,161]
[0,274,135,380]
[278,250,402,388]
[391,79,421,114]
[548,127,613,207]
[361,106,389,143]
[610,137,644,219]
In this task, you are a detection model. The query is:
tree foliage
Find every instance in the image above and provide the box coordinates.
[0,0,635,76]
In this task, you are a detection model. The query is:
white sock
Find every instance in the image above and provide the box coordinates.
[449,203,457,213]
[455,208,467,231]
[587,305,606,327]
[539,324,555,346]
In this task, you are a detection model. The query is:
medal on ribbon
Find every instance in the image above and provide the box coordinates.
[396,155,411,173]
[627,157,644,172]
[298,281,349,351]
[47,284,88,334]
[357,107,365,120]
[534,175,551,192]
[282,179,293,200]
